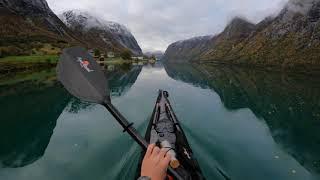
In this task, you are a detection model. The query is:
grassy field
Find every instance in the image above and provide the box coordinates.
[0,55,59,63]
[0,55,155,75]
[1,55,154,64]
[0,55,59,74]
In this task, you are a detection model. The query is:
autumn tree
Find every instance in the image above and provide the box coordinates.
[121,49,132,60]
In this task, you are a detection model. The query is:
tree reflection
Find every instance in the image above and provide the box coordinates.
[0,80,70,168]
[165,63,320,174]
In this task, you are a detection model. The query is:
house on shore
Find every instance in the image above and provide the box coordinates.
[107,52,115,58]
[132,56,144,60]
[99,54,105,61]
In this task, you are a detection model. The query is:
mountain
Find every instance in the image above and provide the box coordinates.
[199,18,256,62]
[163,18,255,63]
[0,1,142,57]
[144,50,164,60]
[0,0,81,57]
[163,0,320,71]
[162,36,212,63]
[211,0,320,68]
[60,10,142,55]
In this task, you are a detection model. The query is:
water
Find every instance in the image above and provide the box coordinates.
[0,63,319,180]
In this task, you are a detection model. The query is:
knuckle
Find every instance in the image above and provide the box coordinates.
[160,148,167,153]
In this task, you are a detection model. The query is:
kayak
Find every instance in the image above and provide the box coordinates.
[137,90,205,180]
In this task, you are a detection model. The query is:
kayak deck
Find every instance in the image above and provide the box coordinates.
[137,90,204,180]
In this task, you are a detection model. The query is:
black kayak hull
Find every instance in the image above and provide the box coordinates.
[137,90,205,180]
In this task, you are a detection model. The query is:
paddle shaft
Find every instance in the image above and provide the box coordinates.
[103,102,184,180]
[56,47,184,179]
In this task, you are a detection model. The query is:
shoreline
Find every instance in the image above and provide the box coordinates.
[192,61,320,75]
[0,55,59,74]
[0,61,57,75]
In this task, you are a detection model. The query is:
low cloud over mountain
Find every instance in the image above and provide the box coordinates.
[47,0,288,51]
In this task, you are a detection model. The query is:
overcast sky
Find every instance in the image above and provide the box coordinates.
[47,0,288,52]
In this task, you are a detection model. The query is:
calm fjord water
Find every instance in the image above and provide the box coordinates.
[0,63,319,180]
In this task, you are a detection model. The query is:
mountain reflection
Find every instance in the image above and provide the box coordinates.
[0,64,143,169]
[0,73,70,168]
[165,63,320,174]
[66,64,143,114]
[106,64,142,97]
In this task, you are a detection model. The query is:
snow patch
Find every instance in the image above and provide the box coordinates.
[60,10,132,36]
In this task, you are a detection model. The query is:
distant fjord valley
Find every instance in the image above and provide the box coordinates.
[0,0,144,73]
[163,0,320,73]
[0,0,319,74]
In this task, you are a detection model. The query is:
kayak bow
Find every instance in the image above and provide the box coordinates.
[138,90,205,180]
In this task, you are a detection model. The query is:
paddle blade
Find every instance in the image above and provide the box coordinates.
[56,47,110,104]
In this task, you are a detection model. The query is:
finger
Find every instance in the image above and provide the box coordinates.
[145,144,155,158]
[158,148,167,159]
[151,146,160,156]
[160,154,171,168]
[154,148,167,164]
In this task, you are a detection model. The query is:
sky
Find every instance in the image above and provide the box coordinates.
[47,0,289,52]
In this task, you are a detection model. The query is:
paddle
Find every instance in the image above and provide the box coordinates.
[56,47,183,180]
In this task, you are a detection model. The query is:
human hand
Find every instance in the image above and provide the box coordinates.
[141,144,171,180]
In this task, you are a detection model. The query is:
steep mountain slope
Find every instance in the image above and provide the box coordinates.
[162,36,212,63]
[163,18,255,63]
[199,18,256,61]
[0,0,81,57]
[60,10,142,55]
[210,0,320,68]
[164,0,320,70]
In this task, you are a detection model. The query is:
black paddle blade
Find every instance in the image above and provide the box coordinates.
[56,47,110,104]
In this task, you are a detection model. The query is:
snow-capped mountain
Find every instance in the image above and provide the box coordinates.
[0,0,142,56]
[60,10,142,55]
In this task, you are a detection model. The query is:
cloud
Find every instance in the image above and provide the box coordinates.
[47,0,288,52]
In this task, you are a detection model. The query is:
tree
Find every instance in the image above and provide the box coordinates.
[120,49,132,60]
[94,49,101,57]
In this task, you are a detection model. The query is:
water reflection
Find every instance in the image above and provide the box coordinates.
[106,64,142,97]
[0,69,70,168]
[165,63,320,175]
[1,63,319,179]
[66,98,94,113]
[0,64,143,169]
